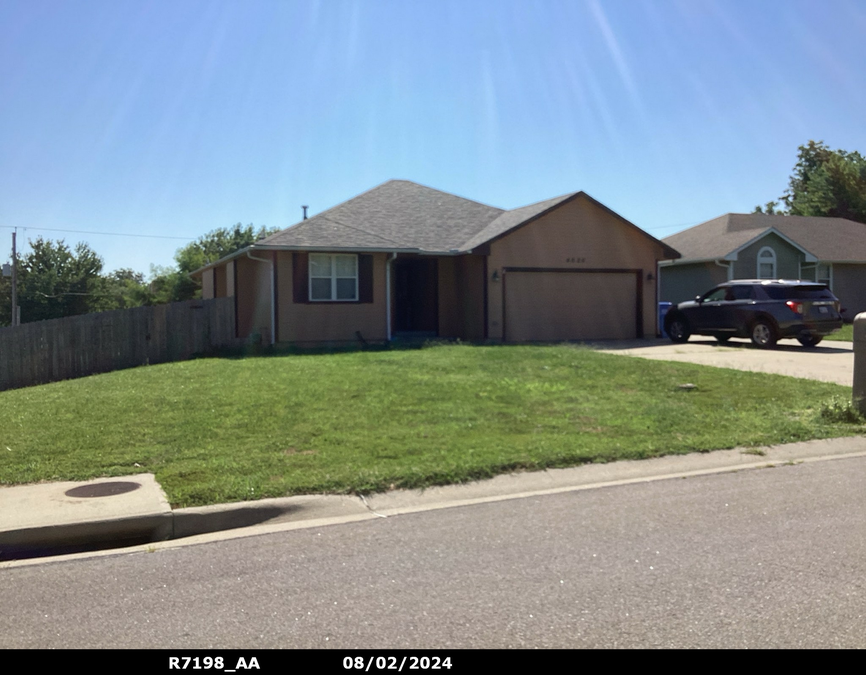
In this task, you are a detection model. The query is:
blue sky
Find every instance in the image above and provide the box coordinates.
[2,0,865,276]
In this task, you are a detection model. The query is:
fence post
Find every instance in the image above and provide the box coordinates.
[854,313,866,415]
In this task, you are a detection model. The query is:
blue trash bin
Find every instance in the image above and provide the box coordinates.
[658,302,672,337]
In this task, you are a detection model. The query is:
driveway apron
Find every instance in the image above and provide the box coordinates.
[597,338,854,386]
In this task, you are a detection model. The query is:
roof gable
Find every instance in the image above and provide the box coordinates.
[459,193,576,251]
[461,191,679,258]
[724,227,817,262]
[664,213,866,262]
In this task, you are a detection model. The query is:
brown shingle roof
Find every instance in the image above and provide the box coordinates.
[259,180,504,252]
[663,213,866,262]
[193,180,678,274]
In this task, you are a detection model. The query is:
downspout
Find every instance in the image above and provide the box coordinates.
[386,252,396,341]
[246,251,276,346]
[715,259,733,281]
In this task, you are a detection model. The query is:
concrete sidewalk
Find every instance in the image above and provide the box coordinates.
[3,435,866,566]
[0,474,173,560]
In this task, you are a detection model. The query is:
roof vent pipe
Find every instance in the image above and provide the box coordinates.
[302,205,308,220]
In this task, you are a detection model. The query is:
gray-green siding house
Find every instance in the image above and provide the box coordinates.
[659,213,866,321]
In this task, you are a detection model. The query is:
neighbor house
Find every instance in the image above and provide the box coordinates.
[194,180,680,345]
[659,213,866,320]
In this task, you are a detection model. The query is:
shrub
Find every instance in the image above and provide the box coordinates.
[820,396,866,423]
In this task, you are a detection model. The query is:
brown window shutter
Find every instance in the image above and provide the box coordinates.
[293,252,309,303]
[358,254,373,303]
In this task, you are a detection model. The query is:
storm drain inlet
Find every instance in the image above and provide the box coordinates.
[64,481,142,498]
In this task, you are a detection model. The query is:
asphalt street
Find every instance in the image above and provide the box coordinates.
[2,453,864,649]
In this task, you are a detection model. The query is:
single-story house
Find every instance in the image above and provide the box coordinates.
[659,213,866,319]
[194,180,680,345]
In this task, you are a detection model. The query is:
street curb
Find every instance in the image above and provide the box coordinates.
[2,436,865,567]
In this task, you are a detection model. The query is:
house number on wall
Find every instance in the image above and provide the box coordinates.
[565,258,586,263]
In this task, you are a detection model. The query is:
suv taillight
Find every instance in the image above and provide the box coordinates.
[786,301,803,314]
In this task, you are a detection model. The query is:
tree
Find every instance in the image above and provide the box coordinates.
[753,201,781,215]
[784,141,866,221]
[175,223,277,274]
[90,268,152,312]
[149,223,279,302]
[0,223,280,325]
[0,268,11,326]
[6,238,106,323]
[755,141,866,222]
[145,264,192,305]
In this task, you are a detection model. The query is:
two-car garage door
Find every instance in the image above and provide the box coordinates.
[503,269,641,341]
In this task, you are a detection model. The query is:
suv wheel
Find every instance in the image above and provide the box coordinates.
[667,316,690,343]
[750,320,777,348]
[797,335,823,348]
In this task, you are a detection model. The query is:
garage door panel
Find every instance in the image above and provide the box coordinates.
[505,272,637,341]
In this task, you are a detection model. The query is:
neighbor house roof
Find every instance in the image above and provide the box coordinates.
[193,179,678,274]
[663,213,866,263]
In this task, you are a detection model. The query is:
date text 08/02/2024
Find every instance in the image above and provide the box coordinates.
[344,656,453,671]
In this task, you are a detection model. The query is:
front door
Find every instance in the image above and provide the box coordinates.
[394,258,438,334]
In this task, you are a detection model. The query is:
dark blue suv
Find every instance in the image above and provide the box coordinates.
[664,280,843,348]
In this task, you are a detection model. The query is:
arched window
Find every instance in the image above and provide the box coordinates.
[757,246,776,279]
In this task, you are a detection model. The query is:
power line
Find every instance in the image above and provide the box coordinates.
[2,220,696,239]
[0,224,196,241]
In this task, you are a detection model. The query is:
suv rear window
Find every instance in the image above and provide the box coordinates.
[762,285,835,300]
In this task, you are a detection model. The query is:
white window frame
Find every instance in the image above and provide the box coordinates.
[309,253,359,302]
[757,246,776,279]
[815,262,833,290]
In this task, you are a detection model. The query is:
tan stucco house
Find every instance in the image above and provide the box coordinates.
[659,213,866,320]
[194,180,679,345]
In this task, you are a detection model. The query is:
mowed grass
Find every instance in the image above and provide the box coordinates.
[0,344,861,507]
[825,323,853,341]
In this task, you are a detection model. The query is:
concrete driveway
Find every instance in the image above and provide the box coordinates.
[597,337,854,386]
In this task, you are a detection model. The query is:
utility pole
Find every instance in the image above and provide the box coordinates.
[11,228,18,326]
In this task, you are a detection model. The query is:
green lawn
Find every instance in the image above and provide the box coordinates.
[825,323,853,341]
[0,343,862,507]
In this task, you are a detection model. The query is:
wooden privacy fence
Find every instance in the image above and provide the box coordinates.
[0,297,239,391]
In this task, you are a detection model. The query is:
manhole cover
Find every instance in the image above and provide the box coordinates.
[65,481,141,498]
